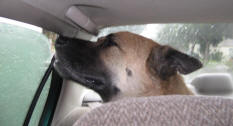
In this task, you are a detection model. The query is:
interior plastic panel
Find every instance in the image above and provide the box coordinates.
[66,6,98,35]
[51,80,100,126]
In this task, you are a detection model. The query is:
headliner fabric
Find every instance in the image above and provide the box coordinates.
[74,95,233,126]
[2,0,233,35]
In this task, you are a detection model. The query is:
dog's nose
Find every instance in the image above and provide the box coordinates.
[56,36,69,46]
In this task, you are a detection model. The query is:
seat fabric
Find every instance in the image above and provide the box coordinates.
[74,95,233,126]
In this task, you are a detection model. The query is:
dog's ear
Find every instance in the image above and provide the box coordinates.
[147,46,202,80]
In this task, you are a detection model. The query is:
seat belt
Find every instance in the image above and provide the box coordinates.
[38,66,63,126]
[23,56,55,126]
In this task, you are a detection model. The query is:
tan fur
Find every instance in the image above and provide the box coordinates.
[98,32,193,100]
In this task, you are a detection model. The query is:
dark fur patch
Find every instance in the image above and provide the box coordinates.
[54,36,119,102]
[126,68,132,76]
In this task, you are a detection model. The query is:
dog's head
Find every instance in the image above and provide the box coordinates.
[54,32,202,102]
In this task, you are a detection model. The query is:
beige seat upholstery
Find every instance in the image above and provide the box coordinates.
[56,107,91,126]
[73,95,233,126]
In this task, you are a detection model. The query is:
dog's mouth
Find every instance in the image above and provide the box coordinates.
[53,35,120,101]
[84,77,102,85]
[82,75,106,90]
[54,58,120,102]
[54,58,106,89]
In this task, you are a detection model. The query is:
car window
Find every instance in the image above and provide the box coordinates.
[97,24,233,96]
[0,18,52,126]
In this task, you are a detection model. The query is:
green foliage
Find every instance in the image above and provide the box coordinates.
[157,24,232,64]
[210,51,223,62]
[157,24,191,52]
[42,29,58,46]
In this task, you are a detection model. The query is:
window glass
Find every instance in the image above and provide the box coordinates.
[0,18,52,126]
[98,24,233,96]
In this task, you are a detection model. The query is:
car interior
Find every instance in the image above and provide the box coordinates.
[1,0,233,126]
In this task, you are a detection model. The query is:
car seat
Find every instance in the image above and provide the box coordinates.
[73,95,233,126]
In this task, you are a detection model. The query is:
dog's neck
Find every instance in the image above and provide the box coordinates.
[145,74,193,96]
[160,74,193,95]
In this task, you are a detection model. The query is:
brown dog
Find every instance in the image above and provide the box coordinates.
[54,32,202,102]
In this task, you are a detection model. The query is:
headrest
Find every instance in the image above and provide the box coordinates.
[191,73,233,94]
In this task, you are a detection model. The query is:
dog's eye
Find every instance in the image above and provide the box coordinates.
[101,35,118,48]
[104,40,118,47]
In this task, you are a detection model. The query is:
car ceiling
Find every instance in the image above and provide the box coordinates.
[1,0,233,37]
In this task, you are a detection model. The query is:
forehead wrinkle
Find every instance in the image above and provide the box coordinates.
[114,34,154,66]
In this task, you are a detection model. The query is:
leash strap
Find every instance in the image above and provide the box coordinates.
[23,56,55,126]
